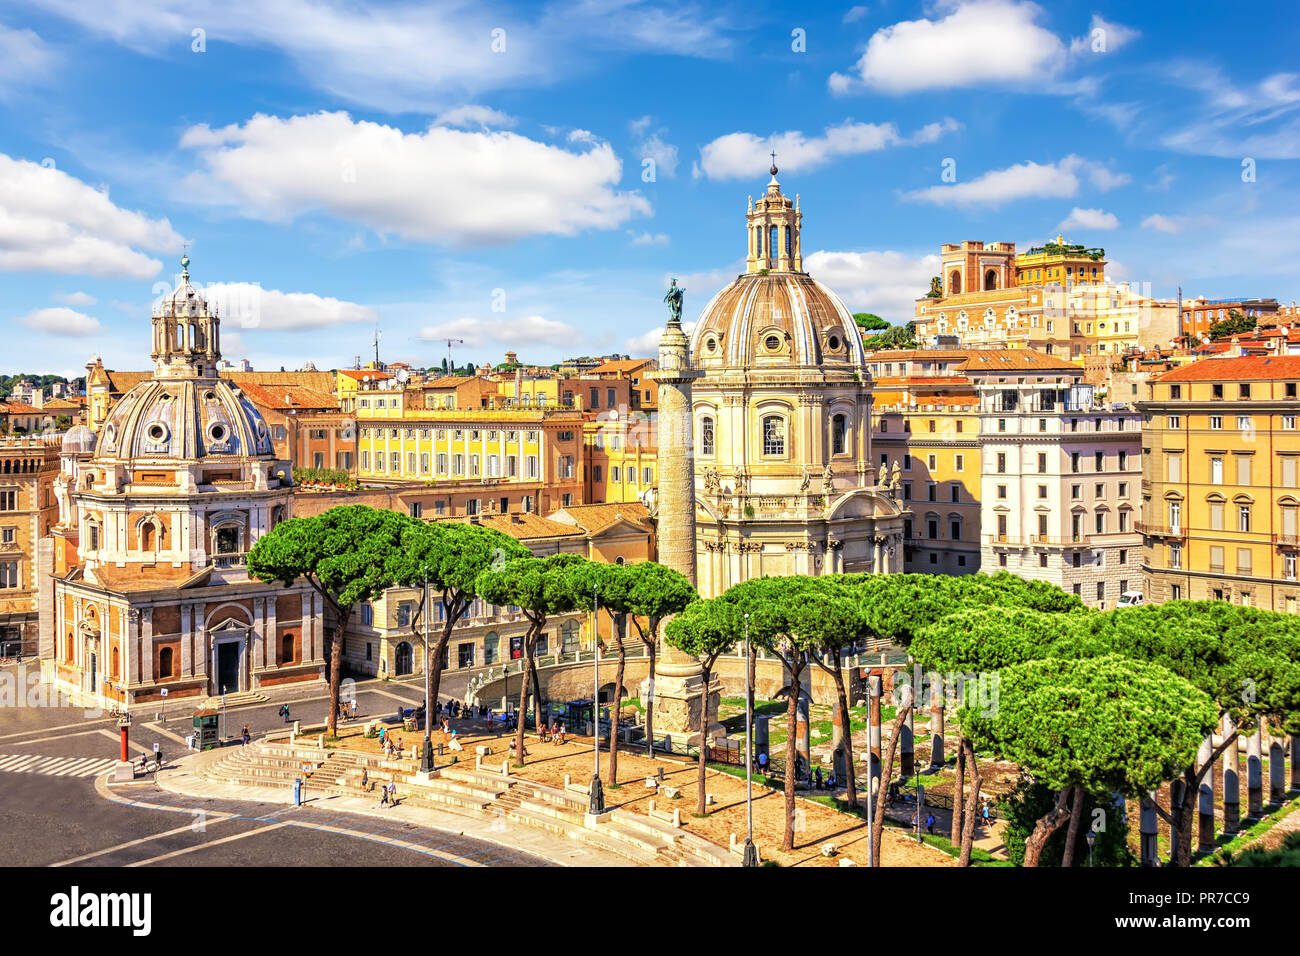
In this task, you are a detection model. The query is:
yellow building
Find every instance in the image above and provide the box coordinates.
[1141,355,1300,612]
[582,411,657,504]
[0,435,60,657]
[355,407,585,515]
[336,368,393,413]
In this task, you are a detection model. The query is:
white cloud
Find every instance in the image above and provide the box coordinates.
[1058,207,1118,231]
[624,320,697,355]
[15,306,103,336]
[843,6,869,24]
[629,231,670,246]
[830,0,1067,95]
[25,0,735,112]
[1068,15,1139,57]
[1147,163,1175,192]
[697,118,959,180]
[0,22,56,97]
[433,105,516,129]
[1141,214,1182,234]
[418,314,578,348]
[0,153,183,278]
[902,155,1128,206]
[804,249,941,325]
[54,291,96,306]
[1159,65,1300,159]
[568,128,601,146]
[634,128,679,179]
[201,282,378,331]
[178,111,650,245]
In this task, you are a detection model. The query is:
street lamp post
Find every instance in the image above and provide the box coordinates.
[420,573,435,774]
[1086,828,1097,868]
[742,612,758,866]
[589,584,604,815]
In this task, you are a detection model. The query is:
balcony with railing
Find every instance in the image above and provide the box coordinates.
[1273,532,1300,549]
[1135,521,1186,539]
[208,552,247,569]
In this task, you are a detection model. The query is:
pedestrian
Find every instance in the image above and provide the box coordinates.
[361,767,369,791]
[558,722,566,745]
[815,767,823,790]
[757,751,768,775]
[241,729,250,747]
[981,799,991,827]
[911,808,919,830]
[389,782,398,806]
[380,783,390,808]
[926,813,936,835]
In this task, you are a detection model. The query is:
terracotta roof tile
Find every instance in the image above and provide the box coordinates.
[1154,355,1300,382]
[549,501,651,535]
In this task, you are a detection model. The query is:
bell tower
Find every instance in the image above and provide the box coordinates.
[151,254,222,380]
[746,156,803,274]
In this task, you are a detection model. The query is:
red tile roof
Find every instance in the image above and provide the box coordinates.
[1154,355,1300,382]
[232,380,339,410]
[337,369,393,381]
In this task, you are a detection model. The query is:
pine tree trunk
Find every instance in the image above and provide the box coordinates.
[697,662,713,817]
[326,617,347,736]
[608,642,625,786]
[783,659,801,852]
[958,738,981,866]
[1060,784,1085,867]
[644,641,657,757]
[514,624,538,764]
[872,688,913,864]
[953,731,965,844]
[529,655,542,737]
[1023,788,1073,867]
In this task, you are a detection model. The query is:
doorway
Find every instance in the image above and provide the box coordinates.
[394,642,414,676]
[216,641,240,695]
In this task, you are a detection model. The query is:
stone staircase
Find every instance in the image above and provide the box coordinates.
[202,691,268,710]
[199,741,733,867]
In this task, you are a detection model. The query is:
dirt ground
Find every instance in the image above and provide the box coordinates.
[322,718,953,867]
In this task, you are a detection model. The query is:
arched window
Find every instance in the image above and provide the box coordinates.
[985,269,998,291]
[786,227,792,258]
[483,631,499,664]
[158,646,174,678]
[111,646,120,679]
[769,225,778,261]
[281,633,295,664]
[949,270,962,294]
[762,415,785,456]
[700,416,715,456]
[140,519,158,552]
[831,414,847,455]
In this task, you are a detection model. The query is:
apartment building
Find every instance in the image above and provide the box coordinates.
[1140,355,1300,612]
[355,407,586,515]
[975,360,1143,608]
[0,435,59,657]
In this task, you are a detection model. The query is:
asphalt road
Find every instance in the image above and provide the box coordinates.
[0,664,539,868]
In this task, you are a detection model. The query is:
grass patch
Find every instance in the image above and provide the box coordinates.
[1197,793,1300,866]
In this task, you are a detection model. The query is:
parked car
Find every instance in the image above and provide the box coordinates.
[1117,590,1144,608]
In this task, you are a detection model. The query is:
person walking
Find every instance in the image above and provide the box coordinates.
[361,767,369,792]
[981,798,991,828]
[925,812,936,835]
[814,767,823,790]
[380,783,391,808]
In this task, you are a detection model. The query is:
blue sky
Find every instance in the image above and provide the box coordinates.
[2,0,1299,377]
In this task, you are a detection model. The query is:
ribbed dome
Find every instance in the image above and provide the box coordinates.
[61,424,97,455]
[96,377,274,462]
[689,272,866,369]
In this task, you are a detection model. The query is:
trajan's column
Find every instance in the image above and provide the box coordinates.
[648,280,717,743]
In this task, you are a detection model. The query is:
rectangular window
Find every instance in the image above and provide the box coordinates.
[1237,548,1252,575]
[954,454,964,472]
[437,453,448,474]
[1118,511,1128,532]
[1168,415,1181,429]
[592,465,602,483]
[643,467,653,484]
[1095,513,1105,534]
[611,466,620,482]
[927,483,937,502]
[1095,451,1104,472]
[1284,415,1297,430]
[950,485,959,503]
[1236,456,1251,485]
[1237,415,1252,431]
[453,454,465,475]
[589,388,599,408]
[1097,582,1105,603]
[997,484,1007,499]
[0,562,17,589]
[1118,451,1127,470]
[607,388,616,408]
[420,453,430,474]
[467,499,480,516]
[408,452,416,473]
[997,453,1006,474]
[1210,457,1224,485]
[927,454,937,470]
[1284,458,1298,488]
[1167,454,1182,482]
[903,454,912,471]
[361,451,370,470]
[1118,482,1127,497]
[390,452,400,472]
[1038,514,1049,535]
[1210,545,1225,573]
[1070,452,1080,473]
[1171,584,1182,600]
[1210,415,1223,430]
[1239,506,1251,533]
[408,502,422,519]
[1169,544,1181,569]
[526,455,538,479]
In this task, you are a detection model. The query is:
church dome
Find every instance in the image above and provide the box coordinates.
[96,376,274,462]
[93,254,275,462]
[688,165,866,371]
[690,272,866,369]
[61,424,97,455]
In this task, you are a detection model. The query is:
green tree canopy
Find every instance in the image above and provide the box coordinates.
[910,605,1098,673]
[963,654,1216,798]
[853,313,890,331]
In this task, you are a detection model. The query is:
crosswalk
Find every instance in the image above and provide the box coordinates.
[0,753,120,778]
